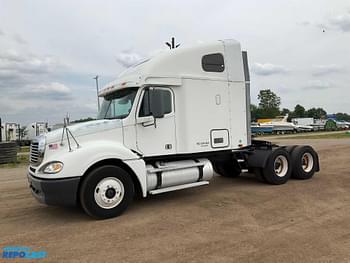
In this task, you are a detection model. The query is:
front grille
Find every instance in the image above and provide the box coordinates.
[30,142,40,165]
[29,135,45,166]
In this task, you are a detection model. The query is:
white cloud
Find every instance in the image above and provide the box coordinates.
[298,11,350,33]
[0,49,26,62]
[312,64,344,76]
[305,80,331,90]
[329,12,350,32]
[12,34,27,44]
[251,63,288,76]
[31,82,72,98]
[115,50,143,68]
[298,21,311,26]
[13,82,73,101]
[0,49,64,73]
[0,49,67,90]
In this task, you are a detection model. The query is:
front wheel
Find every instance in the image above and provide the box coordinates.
[79,165,134,219]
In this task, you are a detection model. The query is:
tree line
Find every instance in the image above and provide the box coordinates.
[251,89,350,122]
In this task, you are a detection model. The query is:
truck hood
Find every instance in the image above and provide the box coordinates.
[45,119,123,144]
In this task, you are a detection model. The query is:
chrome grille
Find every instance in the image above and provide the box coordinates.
[30,135,46,166]
[30,141,44,166]
[30,141,42,165]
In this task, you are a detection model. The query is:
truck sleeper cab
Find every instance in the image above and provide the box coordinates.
[27,39,320,219]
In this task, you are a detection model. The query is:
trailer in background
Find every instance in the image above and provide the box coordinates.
[0,123,20,142]
[21,122,48,146]
[311,119,326,131]
[292,118,314,126]
[335,120,350,130]
[251,124,273,135]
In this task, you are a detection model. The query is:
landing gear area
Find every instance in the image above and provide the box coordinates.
[214,140,320,185]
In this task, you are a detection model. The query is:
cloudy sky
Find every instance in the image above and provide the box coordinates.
[1,0,350,125]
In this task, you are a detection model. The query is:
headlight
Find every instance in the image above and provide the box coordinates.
[42,162,64,174]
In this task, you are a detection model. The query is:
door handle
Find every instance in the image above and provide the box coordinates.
[137,116,155,127]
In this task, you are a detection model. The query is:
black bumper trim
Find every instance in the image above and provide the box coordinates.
[28,173,81,206]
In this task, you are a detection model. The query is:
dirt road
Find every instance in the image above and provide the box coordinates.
[0,139,350,262]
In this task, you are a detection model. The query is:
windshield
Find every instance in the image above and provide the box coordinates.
[97,88,138,120]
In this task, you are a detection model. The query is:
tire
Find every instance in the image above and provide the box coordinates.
[79,165,134,219]
[290,146,318,180]
[213,159,241,177]
[284,145,298,154]
[262,147,292,185]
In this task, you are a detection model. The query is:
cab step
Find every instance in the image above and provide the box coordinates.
[147,162,206,173]
[149,181,209,195]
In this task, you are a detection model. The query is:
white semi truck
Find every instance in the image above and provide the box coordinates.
[28,40,320,219]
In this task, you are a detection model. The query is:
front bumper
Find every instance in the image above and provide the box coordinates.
[27,172,80,206]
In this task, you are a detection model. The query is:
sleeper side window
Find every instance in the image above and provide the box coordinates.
[202,53,225,72]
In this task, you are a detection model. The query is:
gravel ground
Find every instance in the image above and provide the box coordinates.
[0,138,349,263]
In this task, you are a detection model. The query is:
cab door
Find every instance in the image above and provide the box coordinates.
[135,87,176,156]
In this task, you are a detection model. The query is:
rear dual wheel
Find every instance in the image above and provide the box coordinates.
[259,146,318,185]
[290,146,318,180]
[262,148,292,185]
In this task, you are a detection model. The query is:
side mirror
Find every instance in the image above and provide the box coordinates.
[149,89,165,118]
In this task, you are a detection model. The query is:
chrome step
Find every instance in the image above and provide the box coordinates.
[147,162,205,173]
[149,181,209,195]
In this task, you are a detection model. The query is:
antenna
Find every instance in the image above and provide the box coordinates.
[165,37,180,49]
[93,75,100,111]
[66,113,70,125]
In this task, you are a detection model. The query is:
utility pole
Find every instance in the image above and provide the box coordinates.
[93,75,100,111]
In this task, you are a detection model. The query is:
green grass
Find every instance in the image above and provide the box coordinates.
[286,132,350,140]
[19,146,30,153]
[0,154,29,168]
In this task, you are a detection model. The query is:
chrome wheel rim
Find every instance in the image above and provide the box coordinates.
[274,155,288,177]
[302,153,314,173]
[94,177,124,209]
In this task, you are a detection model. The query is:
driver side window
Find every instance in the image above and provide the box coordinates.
[139,88,172,117]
